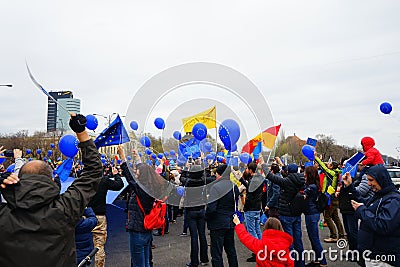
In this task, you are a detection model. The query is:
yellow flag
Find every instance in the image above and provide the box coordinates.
[182,106,217,133]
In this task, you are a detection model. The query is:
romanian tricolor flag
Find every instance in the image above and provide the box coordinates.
[182,106,217,133]
[241,124,281,154]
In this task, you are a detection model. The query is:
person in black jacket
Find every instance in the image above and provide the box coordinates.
[180,162,213,267]
[206,164,239,267]
[264,163,281,219]
[118,145,169,267]
[238,161,264,262]
[88,165,124,267]
[342,165,400,267]
[0,113,103,267]
[261,158,305,267]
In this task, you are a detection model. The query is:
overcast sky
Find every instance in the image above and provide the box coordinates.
[1,1,400,158]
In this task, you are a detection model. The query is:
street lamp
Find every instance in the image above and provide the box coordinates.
[0,84,12,87]
[93,113,118,125]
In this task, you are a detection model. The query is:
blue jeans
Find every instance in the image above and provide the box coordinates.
[210,228,238,267]
[342,213,358,251]
[244,210,262,240]
[280,215,304,267]
[129,231,152,267]
[187,209,209,265]
[305,214,327,265]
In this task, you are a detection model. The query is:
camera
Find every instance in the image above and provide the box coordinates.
[188,156,194,164]
[3,150,14,158]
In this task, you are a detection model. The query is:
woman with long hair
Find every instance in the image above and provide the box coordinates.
[303,166,327,267]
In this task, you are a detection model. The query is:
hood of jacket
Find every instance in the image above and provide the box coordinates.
[261,229,293,254]
[2,174,60,211]
[361,136,375,152]
[367,164,397,196]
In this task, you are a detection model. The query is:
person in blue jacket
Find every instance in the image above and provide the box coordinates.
[75,207,98,265]
[342,165,400,267]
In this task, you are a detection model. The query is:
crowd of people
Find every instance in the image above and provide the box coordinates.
[0,114,400,267]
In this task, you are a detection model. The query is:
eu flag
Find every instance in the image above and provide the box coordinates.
[53,158,74,182]
[94,115,130,148]
[179,137,201,159]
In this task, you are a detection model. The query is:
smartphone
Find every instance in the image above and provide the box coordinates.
[4,150,14,158]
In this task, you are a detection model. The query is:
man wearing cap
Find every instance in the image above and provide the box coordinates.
[261,157,305,267]
[206,164,239,267]
[342,165,400,267]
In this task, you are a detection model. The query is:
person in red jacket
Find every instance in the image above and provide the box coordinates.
[233,214,294,267]
[360,137,384,166]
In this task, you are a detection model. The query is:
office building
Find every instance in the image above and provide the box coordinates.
[47,91,81,132]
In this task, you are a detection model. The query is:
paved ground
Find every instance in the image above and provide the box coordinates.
[105,200,359,267]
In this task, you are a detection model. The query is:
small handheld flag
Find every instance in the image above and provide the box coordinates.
[26,62,70,113]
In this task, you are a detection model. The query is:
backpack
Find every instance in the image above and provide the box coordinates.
[136,195,167,234]
[316,192,328,213]
[288,189,306,216]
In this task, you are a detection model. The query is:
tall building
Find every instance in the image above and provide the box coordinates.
[47,91,81,132]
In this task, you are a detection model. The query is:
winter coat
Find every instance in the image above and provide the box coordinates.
[266,176,280,209]
[75,207,97,263]
[206,177,239,230]
[346,165,400,266]
[303,184,319,215]
[88,173,124,215]
[263,164,305,217]
[361,137,384,166]
[235,224,294,267]
[0,139,102,267]
[240,173,264,212]
[339,174,374,214]
[122,162,155,233]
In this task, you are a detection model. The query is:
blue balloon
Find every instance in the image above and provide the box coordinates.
[6,163,15,173]
[129,162,133,168]
[47,150,53,156]
[155,160,160,166]
[204,142,213,152]
[164,152,169,157]
[117,159,121,164]
[154,117,165,130]
[157,153,164,159]
[380,102,392,114]
[101,154,106,158]
[170,150,176,156]
[145,148,152,155]
[86,114,98,130]
[230,144,238,152]
[239,153,251,163]
[127,156,132,161]
[151,153,157,159]
[36,149,42,155]
[26,149,31,155]
[301,145,315,161]
[206,154,215,160]
[59,134,79,158]
[101,158,106,164]
[130,121,139,131]
[218,119,240,150]
[43,157,47,161]
[147,159,153,166]
[173,131,182,140]
[192,123,207,141]
[140,136,151,147]
[28,158,33,162]
[50,143,55,148]
[217,156,225,163]
[177,186,185,197]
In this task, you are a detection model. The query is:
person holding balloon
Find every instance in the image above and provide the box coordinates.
[0,113,103,267]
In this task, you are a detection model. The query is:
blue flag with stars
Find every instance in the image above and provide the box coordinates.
[94,115,130,148]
